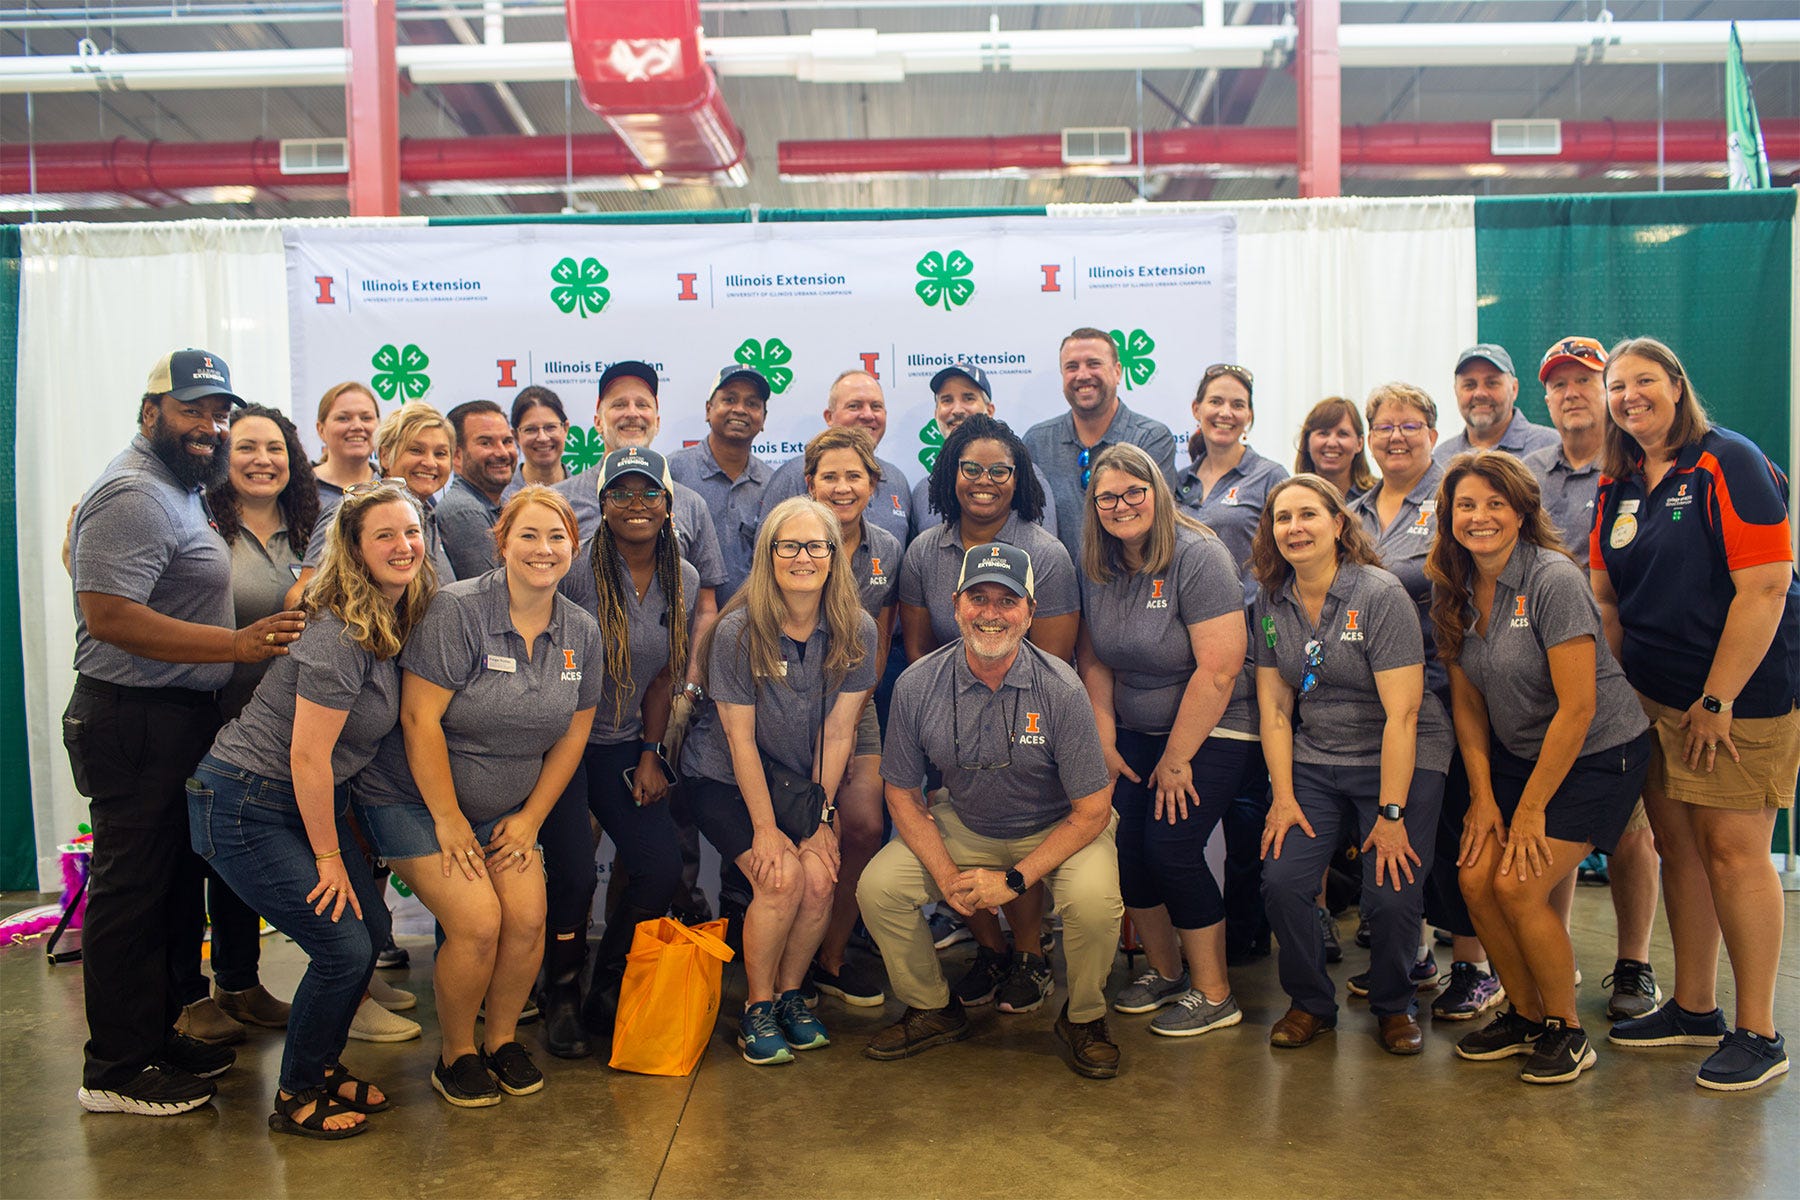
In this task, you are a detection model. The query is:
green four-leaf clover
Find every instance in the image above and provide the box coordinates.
[563,426,607,474]
[370,343,431,402]
[917,416,944,475]
[915,249,975,311]
[734,337,794,394]
[1110,328,1157,390]
[550,256,611,318]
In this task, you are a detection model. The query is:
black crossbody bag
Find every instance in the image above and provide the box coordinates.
[757,684,830,841]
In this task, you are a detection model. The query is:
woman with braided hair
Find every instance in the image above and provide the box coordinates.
[533,447,698,1056]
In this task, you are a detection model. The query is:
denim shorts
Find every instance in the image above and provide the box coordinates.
[353,797,526,863]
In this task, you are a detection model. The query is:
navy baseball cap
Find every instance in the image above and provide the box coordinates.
[598,360,660,400]
[146,348,245,407]
[1454,343,1516,377]
[930,361,992,400]
[713,363,772,402]
[956,542,1035,599]
[599,446,672,491]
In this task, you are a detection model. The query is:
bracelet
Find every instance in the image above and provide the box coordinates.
[314,848,342,862]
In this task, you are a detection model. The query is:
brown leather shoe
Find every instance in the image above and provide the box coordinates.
[1054,1002,1120,1079]
[213,983,291,1029]
[1269,1005,1336,1048]
[1379,1012,1424,1055]
[864,996,972,1061]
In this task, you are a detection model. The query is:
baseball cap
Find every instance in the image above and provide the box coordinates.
[598,360,660,400]
[599,446,672,492]
[1537,336,1608,382]
[930,362,992,400]
[956,542,1035,600]
[1454,343,1515,377]
[712,363,771,402]
[145,348,245,407]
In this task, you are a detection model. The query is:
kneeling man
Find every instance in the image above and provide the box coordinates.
[858,543,1123,1078]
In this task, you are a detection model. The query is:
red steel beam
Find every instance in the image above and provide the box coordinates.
[1296,0,1343,197]
[345,0,400,215]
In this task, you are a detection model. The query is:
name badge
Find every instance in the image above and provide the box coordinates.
[484,654,517,673]
[1618,500,1640,515]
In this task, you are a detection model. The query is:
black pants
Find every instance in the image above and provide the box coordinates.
[1422,749,1477,940]
[168,867,265,1001]
[62,677,222,1090]
[541,741,683,935]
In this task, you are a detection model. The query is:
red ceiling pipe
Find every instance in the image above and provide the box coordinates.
[778,119,1800,175]
[565,0,745,173]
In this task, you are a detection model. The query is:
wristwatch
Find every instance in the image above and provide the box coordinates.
[681,681,706,703]
[1377,803,1406,822]
[1003,867,1027,896]
[640,740,665,758]
[1700,694,1732,714]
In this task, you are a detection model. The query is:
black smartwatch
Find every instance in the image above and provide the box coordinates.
[1700,694,1732,714]
[1377,803,1406,822]
[1003,867,1027,896]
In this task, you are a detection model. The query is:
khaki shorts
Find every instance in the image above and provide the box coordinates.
[1639,695,1800,811]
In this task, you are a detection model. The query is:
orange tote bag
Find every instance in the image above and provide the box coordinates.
[608,917,736,1076]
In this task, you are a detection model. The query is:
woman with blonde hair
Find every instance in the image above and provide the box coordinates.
[312,382,382,501]
[680,496,880,1065]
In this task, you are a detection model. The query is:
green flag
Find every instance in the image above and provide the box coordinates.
[1725,22,1770,191]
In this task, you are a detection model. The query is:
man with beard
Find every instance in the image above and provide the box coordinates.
[66,349,306,1116]
[909,362,1057,538]
[858,543,1125,1078]
[437,400,519,579]
[1433,343,1560,465]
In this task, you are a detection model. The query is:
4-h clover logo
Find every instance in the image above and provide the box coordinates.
[917,416,944,476]
[563,426,606,474]
[369,343,431,402]
[733,337,794,394]
[915,249,975,311]
[1109,328,1157,390]
[550,256,611,318]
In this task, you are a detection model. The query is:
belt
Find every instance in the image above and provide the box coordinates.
[75,674,221,707]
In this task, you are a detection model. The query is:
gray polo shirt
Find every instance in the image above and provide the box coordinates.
[1023,403,1179,566]
[849,519,903,620]
[222,525,303,719]
[354,567,603,822]
[1081,524,1251,736]
[303,492,457,585]
[1253,561,1453,773]
[209,612,402,785]
[1174,445,1289,604]
[760,452,916,549]
[70,434,234,692]
[668,440,773,605]
[897,513,1079,649]
[1349,461,1448,696]
[1454,543,1648,760]
[911,462,1059,541]
[882,640,1111,839]
[1434,408,1562,466]
[559,548,700,744]
[1522,444,1601,554]
[552,470,725,591]
[680,605,880,787]
[436,473,505,581]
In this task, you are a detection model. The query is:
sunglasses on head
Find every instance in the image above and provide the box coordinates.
[1545,339,1605,366]
[1202,363,1254,387]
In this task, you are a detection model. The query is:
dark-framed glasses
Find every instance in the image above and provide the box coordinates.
[1094,485,1149,511]
[773,539,834,559]
[958,460,1015,484]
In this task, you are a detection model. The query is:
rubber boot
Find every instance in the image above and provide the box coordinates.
[582,905,662,1040]
[541,928,591,1060]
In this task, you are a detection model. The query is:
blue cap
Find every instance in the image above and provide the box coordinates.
[713,363,771,402]
[145,348,245,407]
[956,541,1034,599]
[929,361,992,400]
[599,446,672,491]
[598,360,660,399]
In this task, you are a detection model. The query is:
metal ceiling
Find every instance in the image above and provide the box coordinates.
[3,1,1797,219]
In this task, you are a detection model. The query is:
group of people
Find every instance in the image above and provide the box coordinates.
[60,326,1796,1136]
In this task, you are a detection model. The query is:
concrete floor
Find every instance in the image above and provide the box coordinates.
[2,886,1795,1200]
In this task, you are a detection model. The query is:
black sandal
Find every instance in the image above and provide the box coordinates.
[323,1061,391,1113]
[268,1087,368,1140]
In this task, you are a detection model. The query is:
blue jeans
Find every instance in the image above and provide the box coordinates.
[188,755,390,1095]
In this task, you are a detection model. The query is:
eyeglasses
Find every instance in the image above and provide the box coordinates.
[1094,485,1149,511]
[344,476,408,498]
[1370,421,1427,438]
[1300,639,1325,696]
[773,539,834,559]
[604,486,666,508]
[1078,446,1093,490]
[1202,363,1254,386]
[516,422,565,439]
[958,460,1015,484]
[952,684,1020,771]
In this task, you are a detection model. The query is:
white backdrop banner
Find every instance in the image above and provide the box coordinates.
[283,215,1237,481]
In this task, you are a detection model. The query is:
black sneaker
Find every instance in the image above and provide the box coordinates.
[157,1031,236,1079]
[78,1064,216,1116]
[813,957,886,1007]
[1455,1007,1546,1061]
[1317,907,1343,964]
[1520,1018,1596,1085]
[951,944,1012,1007]
[482,1040,544,1096]
[431,1053,501,1108]
[996,951,1054,1015]
[1602,959,1663,1022]
[1697,1029,1790,1092]
[375,936,410,970]
[1609,999,1727,1048]
[1354,914,1371,948]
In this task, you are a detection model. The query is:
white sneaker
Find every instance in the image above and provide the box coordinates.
[367,974,417,1012]
[348,996,421,1043]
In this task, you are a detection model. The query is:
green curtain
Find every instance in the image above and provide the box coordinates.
[1475,190,1795,472]
[0,225,36,890]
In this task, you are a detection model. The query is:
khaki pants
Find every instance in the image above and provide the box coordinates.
[857,802,1122,1022]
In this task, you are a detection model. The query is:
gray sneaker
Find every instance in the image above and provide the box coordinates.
[1113,969,1191,1014]
[1150,990,1244,1038]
